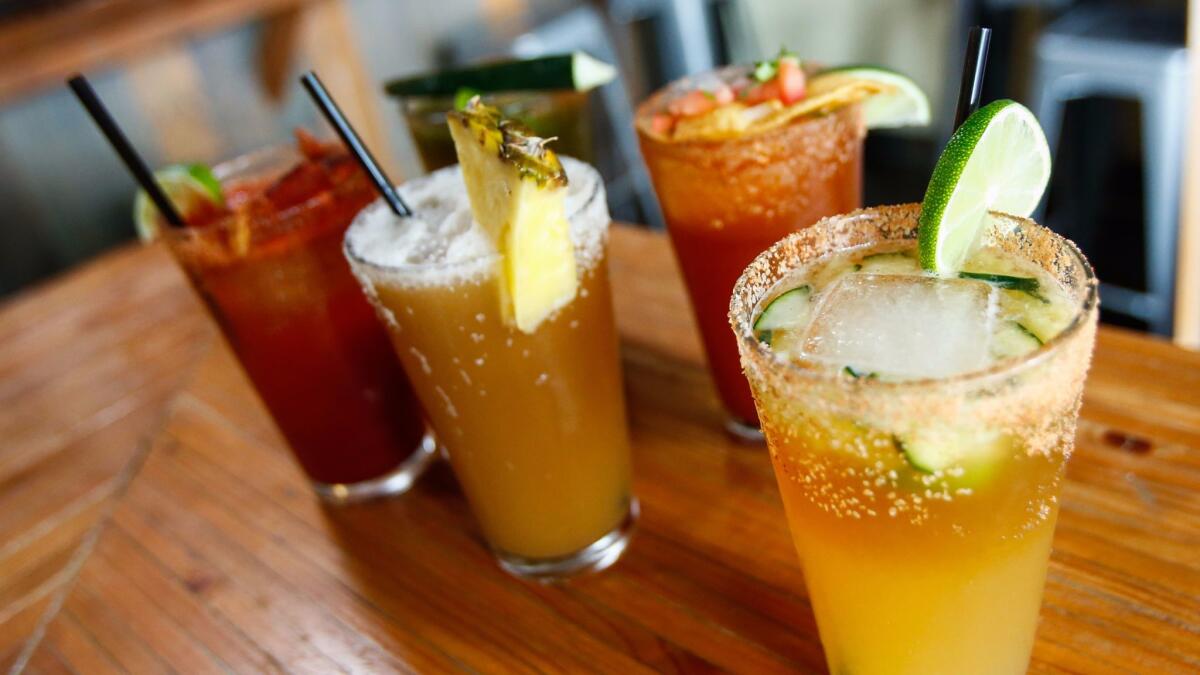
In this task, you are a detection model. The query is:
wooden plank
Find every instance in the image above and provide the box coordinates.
[123,44,225,163]
[4,227,1198,671]
[0,0,315,103]
[1176,0,1200,347]
[0,241,211,664]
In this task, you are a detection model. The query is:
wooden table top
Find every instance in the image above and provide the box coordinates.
[2,225,1198,673]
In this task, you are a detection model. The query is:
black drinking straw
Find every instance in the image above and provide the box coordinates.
[68,74,185,228]
[300,71,411,217]
[953,26,992,129]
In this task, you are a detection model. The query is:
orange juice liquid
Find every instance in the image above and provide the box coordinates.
[345,159,634,566]
[766,412,1066,674]
[370,258,632,558]
[730,205,1099,675]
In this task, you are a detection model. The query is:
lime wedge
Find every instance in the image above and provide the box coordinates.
[133,164,223,241]
[810,66,930,128]
[918,99,1051,275]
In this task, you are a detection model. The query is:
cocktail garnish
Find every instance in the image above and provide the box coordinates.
[648,53,928,142]
[448,98,577,333]
[918,99,1051,275]
[132,164,225,241]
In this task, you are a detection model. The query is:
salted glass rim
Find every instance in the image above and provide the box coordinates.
[729,202,1099,393]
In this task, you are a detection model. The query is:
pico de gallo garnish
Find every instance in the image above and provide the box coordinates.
[644,49,931,142]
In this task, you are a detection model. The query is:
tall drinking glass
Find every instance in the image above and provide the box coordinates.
[729,204,1098,674]
[637,66,865,439]
[345,158,635,580]
[162,143,436,503]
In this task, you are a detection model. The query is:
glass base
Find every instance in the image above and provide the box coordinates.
[724,417,765,443]
[311,431,438,505]
[495,498,640,583]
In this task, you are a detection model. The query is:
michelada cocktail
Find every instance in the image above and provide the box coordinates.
[152,132,435,502]
[730,101,1098,673]
[346,101,634,580]
[638,53,930,438]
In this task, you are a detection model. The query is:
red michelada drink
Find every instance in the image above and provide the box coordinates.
[147,131,435,502]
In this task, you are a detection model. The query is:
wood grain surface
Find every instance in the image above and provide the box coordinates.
[3,226,1198,674]
[0,243,211,671]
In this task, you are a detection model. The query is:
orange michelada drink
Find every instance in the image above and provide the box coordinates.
[637,54,929,438]
[346,101,634,580]
[729,102,1098,673]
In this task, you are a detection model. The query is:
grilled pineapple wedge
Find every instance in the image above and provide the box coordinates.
[448,98,577,333]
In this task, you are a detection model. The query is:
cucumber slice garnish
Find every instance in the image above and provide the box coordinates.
[385,52,616,97]
[754,285,812,334]
[918,99,1051,275]
[991,321,1043,361]
[959,271,1039,293]
[132,164,223,242]
[810,65,931,129]
[896,428,1011,484]
[999,290,1070,340]
[843,365,878,379]
[857,251,914,274]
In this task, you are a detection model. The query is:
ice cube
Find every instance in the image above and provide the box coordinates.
[801,274,996,379]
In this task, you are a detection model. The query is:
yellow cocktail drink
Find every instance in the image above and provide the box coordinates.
[346,158,635,579]
[730,204,1098,674]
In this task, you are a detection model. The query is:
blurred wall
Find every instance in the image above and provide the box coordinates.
[740,0,954,133]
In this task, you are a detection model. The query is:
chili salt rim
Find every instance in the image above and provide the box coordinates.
[728,202,1099,394]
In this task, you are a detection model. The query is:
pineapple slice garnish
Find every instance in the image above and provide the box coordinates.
[448,99,577,333]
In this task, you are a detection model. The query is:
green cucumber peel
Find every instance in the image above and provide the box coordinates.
[385,52,616,97]
[843,366,878,380]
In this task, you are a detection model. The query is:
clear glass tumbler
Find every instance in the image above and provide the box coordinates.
[729,204,1099,674]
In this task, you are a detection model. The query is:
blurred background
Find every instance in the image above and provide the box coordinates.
[0,0,1195,344]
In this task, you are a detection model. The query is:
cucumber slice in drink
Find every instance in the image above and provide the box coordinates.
[897,428,1011,485]
[385,52,616,97]
[754,284,812,341]
[754,285,812,357]
[132,164,223,242]
[754,285,812,332]
[959,271,1040,294]
[918,100,1051,275]
[809,66,931,129]
[991,321,1043,361]
[857,252,914,274]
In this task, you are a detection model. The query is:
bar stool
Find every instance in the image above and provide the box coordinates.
[1030,5,1188,335]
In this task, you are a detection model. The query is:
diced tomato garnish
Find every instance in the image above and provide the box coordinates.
[323,154,364,185]
[183,199,230,228]
[295,128,332,162]
[667,90,717,117]
[264,161,333,210]
[776,57,806,104]
[743,79,781,105]
[651,113,676,136]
